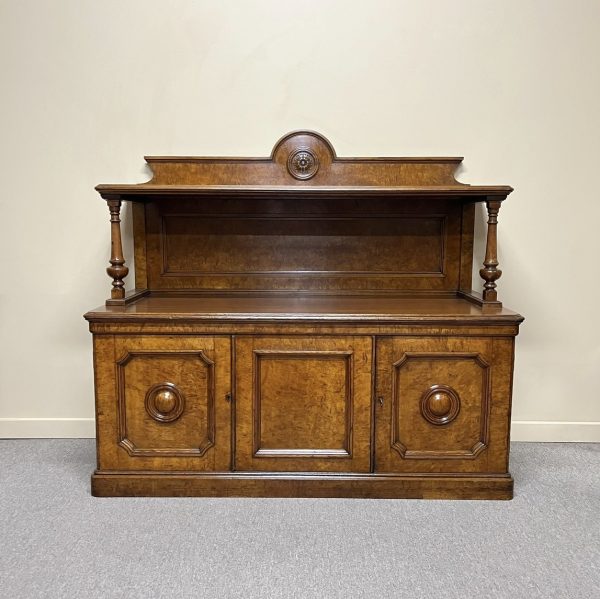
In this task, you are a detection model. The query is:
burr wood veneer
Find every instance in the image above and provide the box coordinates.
[85,131,523,499]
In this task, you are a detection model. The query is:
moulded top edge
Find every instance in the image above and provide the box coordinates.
[94,184,513,197]
[142,155,466,163]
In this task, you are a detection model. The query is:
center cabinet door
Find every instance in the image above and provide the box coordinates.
[234,336,372,472]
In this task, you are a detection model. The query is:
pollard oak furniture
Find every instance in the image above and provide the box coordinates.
[85,131,523,499]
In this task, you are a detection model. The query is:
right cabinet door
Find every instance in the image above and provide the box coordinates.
[375,336,514,474]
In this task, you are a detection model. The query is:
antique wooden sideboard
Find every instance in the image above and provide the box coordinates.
[85,131,523,499]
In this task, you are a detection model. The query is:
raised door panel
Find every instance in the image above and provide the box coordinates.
[95,335,231,471]
[235,336,372,472]
[375,336,514,474]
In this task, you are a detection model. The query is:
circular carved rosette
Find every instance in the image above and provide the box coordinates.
[287,148,319,180]
[145,382,185,423]
[420,384,461,426]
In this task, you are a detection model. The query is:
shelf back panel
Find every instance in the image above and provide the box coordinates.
[139,196,473,294]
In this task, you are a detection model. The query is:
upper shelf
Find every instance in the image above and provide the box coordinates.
[95,131,513,200]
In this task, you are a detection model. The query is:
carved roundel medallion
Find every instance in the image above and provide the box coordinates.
[145,382,185,423]
[287,148,319,180]
[420,384,461,426]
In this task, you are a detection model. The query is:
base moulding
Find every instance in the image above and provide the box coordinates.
[91,472,514,500]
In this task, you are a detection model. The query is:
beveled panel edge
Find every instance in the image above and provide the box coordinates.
[252,350,354,459]
[159,213,448,278]
[115,349,216,458]
[390,352,491,460]
[254,449,351,458]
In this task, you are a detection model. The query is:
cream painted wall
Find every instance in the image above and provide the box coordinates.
[1,0,599,440]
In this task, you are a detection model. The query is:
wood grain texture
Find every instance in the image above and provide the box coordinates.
[234,336,372,472]
[142,197,464,293]
[95,131,512,197]
[375,337,510,474]
[161,214,444,274]
[94,335,231,472]
[91,472,514,500]
[252,351,353,457]
[105,199,129,299]
[388,336,514,476]
[459,203,475,292]
[85,294,523,323]
[87,131,522,499]
[480,199,503,303]
[132,201,148,289]
[116,349,215,457]
[88,321,521,338]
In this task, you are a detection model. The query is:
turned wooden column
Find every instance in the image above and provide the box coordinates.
[479,199,502,303]
[106,198,129,300]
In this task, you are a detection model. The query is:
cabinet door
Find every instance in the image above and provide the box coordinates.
[375,336,514,474]
[235,336,372,472]
[94,335,231,471]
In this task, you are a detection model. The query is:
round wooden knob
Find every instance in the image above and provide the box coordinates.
[145,383,185,423]
[428,392,452,417]
[420,385,460,425]
[154,390,177,414]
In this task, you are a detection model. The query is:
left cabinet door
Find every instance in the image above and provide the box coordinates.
[94,335,231,472]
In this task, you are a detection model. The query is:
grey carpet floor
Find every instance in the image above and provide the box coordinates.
[0,441,598,599]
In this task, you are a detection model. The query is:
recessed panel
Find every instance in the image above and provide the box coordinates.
[143,197,466,292]
[117,350,214,457]
[235,336,372,473]
[375,337,503,474]
[162,215,444,275]
[392,353,490,458]
[254,352,351,456]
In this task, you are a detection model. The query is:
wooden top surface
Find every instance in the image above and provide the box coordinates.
[96,184,513,198]
[85,294,523,324]
[96,131,513,200]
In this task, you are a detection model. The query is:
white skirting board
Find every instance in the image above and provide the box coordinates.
[0,418,599,441]
[0,419,96,438]
[510,421,600,442]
